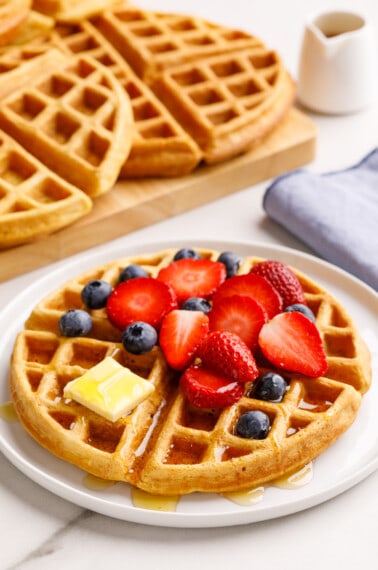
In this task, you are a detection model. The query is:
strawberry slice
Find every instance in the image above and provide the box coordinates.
[198,330,259,383]
[157,258,226,304]
[159,309,209,370]
[106,277,177,330]
[208,295,267,350]
[258,311,328,377]
[250,260,306,308]
[180,364,244,408]
[211,273,282,319]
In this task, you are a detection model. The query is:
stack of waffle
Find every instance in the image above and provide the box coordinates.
[0,1,295,247]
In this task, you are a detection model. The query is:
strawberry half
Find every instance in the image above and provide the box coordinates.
[199,330,259,383]
[258,311,328,377]
[250,260,306,308]
[211,273,282,319]
[159,309,209,370]
[180,364,244,408]
[208,295,267,350]
[157,258,226,304]
[106,277,177,330]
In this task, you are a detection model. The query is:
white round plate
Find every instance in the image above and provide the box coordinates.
[0,239,377,528]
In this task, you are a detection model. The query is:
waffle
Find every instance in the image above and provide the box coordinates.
[10,248,372,495]
[32,0,123,22]
[94,6,266,82]
[41,19,202,176]
[0,128,92,248]
[94,5,295,163]
[7,10,54,45]
[0,0,31,46]
[151,48,295,163]
[0,49,134,196]
[0,47,61,99]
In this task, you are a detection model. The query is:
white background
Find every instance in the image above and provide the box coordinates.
[0,0,377,568]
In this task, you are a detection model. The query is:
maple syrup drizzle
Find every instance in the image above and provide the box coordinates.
[0,401,19,422]
[134,399,166,458]
[131,487,179,512]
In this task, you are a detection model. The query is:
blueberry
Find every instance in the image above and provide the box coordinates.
[236,410,270,439]
[119,264,148,283]
[181,297,211,313]
[59,309,92,337]
[217,251,241,278]
[248,372,287,403]
[284,303,316,322]
[122,321,157,354]
[81,279,112,309]
[173,248,202,261]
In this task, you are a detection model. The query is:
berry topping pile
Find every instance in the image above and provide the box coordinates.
[58,248,329,439]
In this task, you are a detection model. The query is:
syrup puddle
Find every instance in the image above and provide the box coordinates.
[223,486,265,506]
[131,487,179,512]
[83,474,179,511]
[83,474,116,491]
[271,462,313,489]
[81,463,313,512]
[0,401,19,422]
[224,463,313,506]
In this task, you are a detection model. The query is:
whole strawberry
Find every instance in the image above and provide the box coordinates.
[250,260,306,308]
[198,330,259,383]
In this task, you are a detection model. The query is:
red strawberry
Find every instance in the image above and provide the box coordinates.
[250,260,306,308]
[106,277,177,330]
[157,258,226,304]
[180,364,244,408]
[258,311,328,377]
[211,273,282,319]
[198,330,259,383]
[159,309,209,370]
[208,295,267,350]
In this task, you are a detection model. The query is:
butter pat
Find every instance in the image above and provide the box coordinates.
[63,357,154,422]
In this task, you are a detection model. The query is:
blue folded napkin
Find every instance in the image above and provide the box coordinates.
[263,148,378,291]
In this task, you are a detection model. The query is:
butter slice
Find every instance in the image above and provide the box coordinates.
[63,357,154,422]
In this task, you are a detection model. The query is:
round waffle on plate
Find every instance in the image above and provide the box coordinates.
[10,247,372,495]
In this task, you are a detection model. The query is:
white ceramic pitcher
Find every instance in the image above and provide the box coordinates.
[297,10,377,114]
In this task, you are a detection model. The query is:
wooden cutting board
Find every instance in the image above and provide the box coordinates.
[0,108,316,282]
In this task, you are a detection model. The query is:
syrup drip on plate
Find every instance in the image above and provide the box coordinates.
[271,462,313,489]
[223,486,265,506]
[83,463,313,512]
[0,401,19,422]
[131,487,179,512]
[223,463,313,506]
[82,474,179,511]
[83,474,116,491]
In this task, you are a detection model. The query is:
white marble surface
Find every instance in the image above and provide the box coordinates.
[1,0,377,568]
